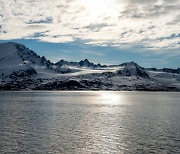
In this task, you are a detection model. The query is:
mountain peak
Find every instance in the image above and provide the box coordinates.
[79,59,93,67]
[121,61,138,66]
[0,42,18,58]
[83,59,89,62]
[80,59,90,63]
[5,42,26,48]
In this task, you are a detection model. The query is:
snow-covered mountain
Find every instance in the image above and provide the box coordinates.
[0,42,180,91]
[0,42,37,81]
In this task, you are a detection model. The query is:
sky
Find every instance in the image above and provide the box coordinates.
[0,0,180,68]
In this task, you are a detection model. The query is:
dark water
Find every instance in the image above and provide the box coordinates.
[0,91,180,154]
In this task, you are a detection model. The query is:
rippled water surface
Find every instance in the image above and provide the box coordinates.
[0,91,180,153]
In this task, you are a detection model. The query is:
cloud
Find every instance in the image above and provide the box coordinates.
[26,17,53,24]
[0,0,179,51]
[119,0,180,19]
[84,23,114,32]
[39,35,74,43]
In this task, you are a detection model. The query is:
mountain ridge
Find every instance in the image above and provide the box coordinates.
[0,42,180,91]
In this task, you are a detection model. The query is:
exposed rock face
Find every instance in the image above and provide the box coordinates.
[117,62,149,78]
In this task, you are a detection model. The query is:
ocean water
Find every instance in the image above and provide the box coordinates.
[0,91,180,154]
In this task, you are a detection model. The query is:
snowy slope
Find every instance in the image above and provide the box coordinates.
[0,43,37,82]
[0,42,70,81]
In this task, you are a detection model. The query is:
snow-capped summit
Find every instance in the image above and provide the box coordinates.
[0,42,56,81]
[0,43,37,80]
[55,59,79,67]
[14,43,53,69]
[120,61,140,67]
[0,42,53,68]
[79,59,94,67]
[117,61,149,78]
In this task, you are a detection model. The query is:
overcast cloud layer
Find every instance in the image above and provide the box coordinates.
[0,0,180,50]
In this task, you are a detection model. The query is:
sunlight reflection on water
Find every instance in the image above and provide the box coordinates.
[99,92,123,104]
[0,91,180,153]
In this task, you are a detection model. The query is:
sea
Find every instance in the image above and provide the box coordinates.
[0,91,180,154]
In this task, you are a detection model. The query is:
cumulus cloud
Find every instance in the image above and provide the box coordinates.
[0,0,180,50]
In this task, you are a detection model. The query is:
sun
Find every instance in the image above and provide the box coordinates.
[81,0,112,18]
